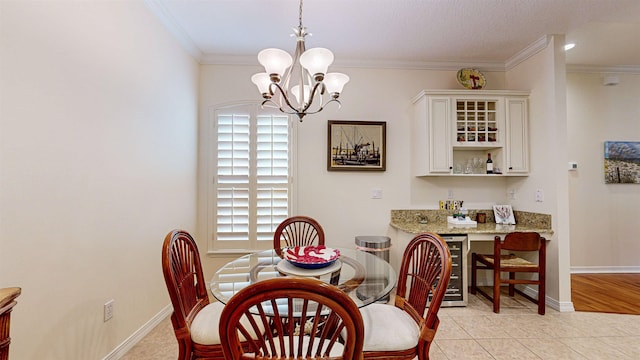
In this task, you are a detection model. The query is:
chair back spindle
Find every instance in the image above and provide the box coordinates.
[274,216,325,256]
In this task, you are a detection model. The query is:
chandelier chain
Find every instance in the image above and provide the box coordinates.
[298,0,303,28]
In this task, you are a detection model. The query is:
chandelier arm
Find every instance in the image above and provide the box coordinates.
[260,98,279,109]
[298,81,325,114]
[303,98,342,116]
[269,81,305,114]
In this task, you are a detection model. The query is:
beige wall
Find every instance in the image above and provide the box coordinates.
[505,35,573,307]
[0,2,199,359]
[567,72,640,271]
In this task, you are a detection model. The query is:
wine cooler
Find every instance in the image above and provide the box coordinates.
[440,235,468,307]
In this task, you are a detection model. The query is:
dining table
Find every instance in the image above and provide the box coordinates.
[210,247,397,308]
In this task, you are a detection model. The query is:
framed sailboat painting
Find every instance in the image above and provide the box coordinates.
[327,120,386,171]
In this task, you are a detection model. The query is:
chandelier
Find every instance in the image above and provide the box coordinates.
[251,0,349,121]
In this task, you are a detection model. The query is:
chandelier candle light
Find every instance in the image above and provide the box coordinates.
[251,0,349,121]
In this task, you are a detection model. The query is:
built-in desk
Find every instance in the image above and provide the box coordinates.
[388,209,553,306]
[390,209,553,249]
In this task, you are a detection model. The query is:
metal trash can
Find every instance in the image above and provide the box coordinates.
[355,236,391,303]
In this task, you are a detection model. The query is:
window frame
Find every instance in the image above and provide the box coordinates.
[207,102,297,255]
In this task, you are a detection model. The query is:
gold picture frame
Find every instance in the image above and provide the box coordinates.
[327,120,386,171]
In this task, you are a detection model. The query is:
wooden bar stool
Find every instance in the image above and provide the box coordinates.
[471,232,546,315]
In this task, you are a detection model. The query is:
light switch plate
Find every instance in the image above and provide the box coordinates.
[371,188,382,199]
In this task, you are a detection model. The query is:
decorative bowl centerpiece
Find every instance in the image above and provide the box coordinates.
[283,245,340,269]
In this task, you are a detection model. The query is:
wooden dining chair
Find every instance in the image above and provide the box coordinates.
[219,277,364,360]
[273,216,325,256]
[162,229,227,360]
[471,232,546,315]
[0,287,21,360]
[358,232,452,360]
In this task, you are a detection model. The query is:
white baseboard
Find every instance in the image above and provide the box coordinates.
[571,266,640,274]
[102,304,173,360]
[475,282,574,313]
[518,284,574,312]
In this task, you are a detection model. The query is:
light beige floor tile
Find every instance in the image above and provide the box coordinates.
[559,337,634,360]
[451,315,513,339]
[120,317,178,360]
[434,314,473,340]
[598,336,640,358]
[436,339,494,359]
[518,338,588,360]
[476,338,541,359]
[427,343,448,360]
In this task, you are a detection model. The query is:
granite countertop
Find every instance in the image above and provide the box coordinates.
[390,209,554,235]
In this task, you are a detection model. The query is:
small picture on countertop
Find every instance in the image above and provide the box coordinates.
[493,205,516,225]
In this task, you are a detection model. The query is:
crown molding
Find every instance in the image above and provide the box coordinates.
[144,0,203,62]
[200,53,507,72]
[505,35,550,71]
[333,59,507,72]
[566,64,640,74]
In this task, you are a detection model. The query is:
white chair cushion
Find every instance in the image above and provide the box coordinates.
[191,301,267,345]
[191,301,224,345]
[359,303,420,352]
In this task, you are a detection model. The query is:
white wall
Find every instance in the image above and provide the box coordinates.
[504,35,573,306]
[567,72,640,271]
[0,2,199,359]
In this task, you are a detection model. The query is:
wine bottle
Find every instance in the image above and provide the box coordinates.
[486,153,493,174]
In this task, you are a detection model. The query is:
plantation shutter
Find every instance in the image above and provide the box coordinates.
[212,105,292,251]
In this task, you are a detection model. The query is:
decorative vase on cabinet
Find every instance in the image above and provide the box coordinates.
[411,90,530,177]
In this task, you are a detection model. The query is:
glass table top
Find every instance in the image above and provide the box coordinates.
[210,247,397,308]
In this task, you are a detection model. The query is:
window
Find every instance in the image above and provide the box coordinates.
[209,103,294,253]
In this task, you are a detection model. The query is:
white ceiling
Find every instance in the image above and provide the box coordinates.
[148,0,640,71]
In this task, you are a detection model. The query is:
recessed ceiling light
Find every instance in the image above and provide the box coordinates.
[564,43,575,51]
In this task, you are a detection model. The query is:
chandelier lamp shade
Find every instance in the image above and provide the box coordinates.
[251,0,349,121]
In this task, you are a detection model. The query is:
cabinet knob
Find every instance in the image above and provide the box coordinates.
[449,166,453,170]
[509,167,513,170]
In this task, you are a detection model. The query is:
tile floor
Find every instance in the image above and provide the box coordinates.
[122,291,640,359]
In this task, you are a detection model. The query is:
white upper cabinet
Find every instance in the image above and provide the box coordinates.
[504,97,529,174]
[412,94,452,174]
[412,90,530,177]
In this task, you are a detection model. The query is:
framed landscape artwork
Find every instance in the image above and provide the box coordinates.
[604,141,640,184]
[327,120,386,171]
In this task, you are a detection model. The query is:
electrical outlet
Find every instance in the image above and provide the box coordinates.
[104,300,114,322]
[447,189,454,199]
[535,189,544,202]
[508,189,516,200]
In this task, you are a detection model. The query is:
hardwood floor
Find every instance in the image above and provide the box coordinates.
[571,273,640,315]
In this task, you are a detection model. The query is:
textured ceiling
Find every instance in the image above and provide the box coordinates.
[148,0,640,71]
